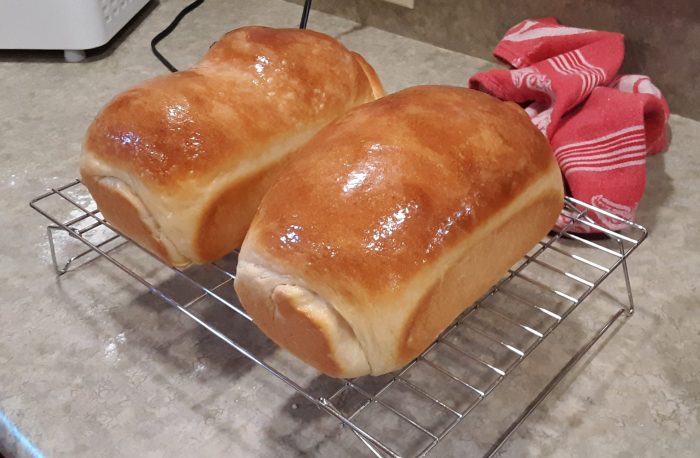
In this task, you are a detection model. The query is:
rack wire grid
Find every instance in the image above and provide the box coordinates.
[30,179,647,457]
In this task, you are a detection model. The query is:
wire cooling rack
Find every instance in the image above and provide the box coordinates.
[30,179,647,457]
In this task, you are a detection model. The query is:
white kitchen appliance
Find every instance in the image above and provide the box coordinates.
[0,0,151,62]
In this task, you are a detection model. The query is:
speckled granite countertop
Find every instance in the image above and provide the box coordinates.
[1,1,698,457]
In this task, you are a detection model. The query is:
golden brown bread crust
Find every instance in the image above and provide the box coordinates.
[81,26,383,265]
[351,52,384,100]
[194,162,281,263]
[234,86,564,377]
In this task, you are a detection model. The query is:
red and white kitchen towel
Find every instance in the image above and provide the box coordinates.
[469,17,670,231]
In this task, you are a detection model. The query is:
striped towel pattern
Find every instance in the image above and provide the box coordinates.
[469,18,669,231]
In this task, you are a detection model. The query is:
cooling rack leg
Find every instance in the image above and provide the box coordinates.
[618,240,635,316]
[483,308,626,458]
[47,224,120,275]
[47,225,71,275]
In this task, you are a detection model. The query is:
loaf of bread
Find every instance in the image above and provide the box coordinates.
[234,86,564,378]
[80,26,383,266]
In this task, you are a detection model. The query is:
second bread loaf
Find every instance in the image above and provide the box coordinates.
[234,86,564,378]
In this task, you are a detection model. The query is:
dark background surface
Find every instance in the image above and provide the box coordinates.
[288,0,700,120]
